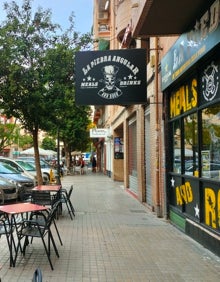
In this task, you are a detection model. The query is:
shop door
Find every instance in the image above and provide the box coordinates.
[145,109,152,205]
[128,117,138,194]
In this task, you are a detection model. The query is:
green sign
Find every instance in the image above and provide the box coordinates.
[161,0,220,90]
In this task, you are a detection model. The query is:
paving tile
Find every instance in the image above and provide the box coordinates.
[0,173,220,281]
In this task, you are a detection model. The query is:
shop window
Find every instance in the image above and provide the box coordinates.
[173,119,181,173]
[201,104,220,179]
[183,113,198,176]
[172,113,198,175]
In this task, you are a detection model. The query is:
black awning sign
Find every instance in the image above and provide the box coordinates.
[75,49,146,105]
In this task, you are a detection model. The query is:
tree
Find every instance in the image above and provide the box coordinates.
[43,22,92,166]
[41,136,56,151]
[0,0,92,183]
[18,133,33,149]
[0,0,60,183]
[0,117,17,154]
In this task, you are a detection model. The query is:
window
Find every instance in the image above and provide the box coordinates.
[201,103,220,179]
[173,119,181,173]
[183,113,198,176]
[172,113,198,175]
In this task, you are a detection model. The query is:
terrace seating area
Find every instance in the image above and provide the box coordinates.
[0,180,75,271]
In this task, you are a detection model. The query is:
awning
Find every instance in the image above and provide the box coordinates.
[71,151,82,156]
[132,0,215,37]
[20,147,56,156]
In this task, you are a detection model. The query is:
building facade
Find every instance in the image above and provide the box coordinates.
[93,0,220,256]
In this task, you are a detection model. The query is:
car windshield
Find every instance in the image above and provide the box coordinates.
[17,160,36,171]
[18,158,51,168]
[25,161,36,169]
[16,160,36,171]
[27,160,50,169]
[0,162,21,174]
[40,160,51,168]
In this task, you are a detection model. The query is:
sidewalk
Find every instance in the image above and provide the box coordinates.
[1,173,220,281]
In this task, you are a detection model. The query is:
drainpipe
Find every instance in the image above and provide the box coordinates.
[155,37,161,217]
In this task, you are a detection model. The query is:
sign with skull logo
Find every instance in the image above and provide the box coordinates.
[199,60,220,106]
[75,49,146,105]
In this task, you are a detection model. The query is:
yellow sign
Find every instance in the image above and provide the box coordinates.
[170,78,197,118]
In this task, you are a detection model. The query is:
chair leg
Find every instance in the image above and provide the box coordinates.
[42,234,55,270]
[65,200,73,220]
[22,236,30,255]
[53,219,63,245]
[48,230,59,258]
[68,199,75,217]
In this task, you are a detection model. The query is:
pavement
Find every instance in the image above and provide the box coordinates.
[1,172,220,282]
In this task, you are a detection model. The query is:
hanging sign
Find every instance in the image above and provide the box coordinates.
[90,128,109,138]
[75,49,146,105]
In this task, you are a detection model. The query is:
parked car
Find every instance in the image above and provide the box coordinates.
[18,156,57,181]
[0,175,18,202]
[0,157,37,185]
[0,162,34,200]
[15,159,49,184]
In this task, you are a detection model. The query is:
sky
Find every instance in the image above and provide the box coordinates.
[0,0,93,33]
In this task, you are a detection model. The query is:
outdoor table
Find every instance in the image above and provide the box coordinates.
[32,184,61,192]
[32,184,62,216]
[0,202,48,267]
[32,184,62,204]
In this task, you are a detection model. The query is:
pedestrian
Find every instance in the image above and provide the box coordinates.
[92,156,97,173]
[80,156,85,175]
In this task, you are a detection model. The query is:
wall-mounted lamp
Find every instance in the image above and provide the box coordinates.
[105,0,110,10]
[107,135,113,140]
[131,3,139,8]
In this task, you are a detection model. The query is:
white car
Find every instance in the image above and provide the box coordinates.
[17,157,57,182]
[0,157,49,185]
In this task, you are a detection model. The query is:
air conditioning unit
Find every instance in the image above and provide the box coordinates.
[98,12,108,20]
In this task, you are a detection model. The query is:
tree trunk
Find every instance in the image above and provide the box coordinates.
[64,141,69,168]
[33,128,43,185]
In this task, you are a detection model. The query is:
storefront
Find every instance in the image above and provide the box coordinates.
[161,0,220,256]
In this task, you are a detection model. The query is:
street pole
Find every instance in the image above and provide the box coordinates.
[57,127,60,183]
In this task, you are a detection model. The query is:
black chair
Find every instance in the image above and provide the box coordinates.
[19,190,32,202]
[0,213,23,267]
[0,214,16,256]
[59,185,75,220]
[32,268,42,282]
[31,191,57,207]
[29,202,63,246]
[16,201,60,270]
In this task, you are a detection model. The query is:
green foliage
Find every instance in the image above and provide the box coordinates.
[43,26,92,154]
[0,120,17,153]
[0,0,60,133]
[18,134,33,148]
[0,0,93,180]
[41,136,56,151]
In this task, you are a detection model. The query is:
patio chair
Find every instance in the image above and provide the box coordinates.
[59,185,75,220]
[74,165,81,174]
[0,214,15,254]
[31,190,57,207]
[16,201,60,270]
[0,213,23,266]
[19,190,32,202]
[31,186,62,220]
[29,200,63,246]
